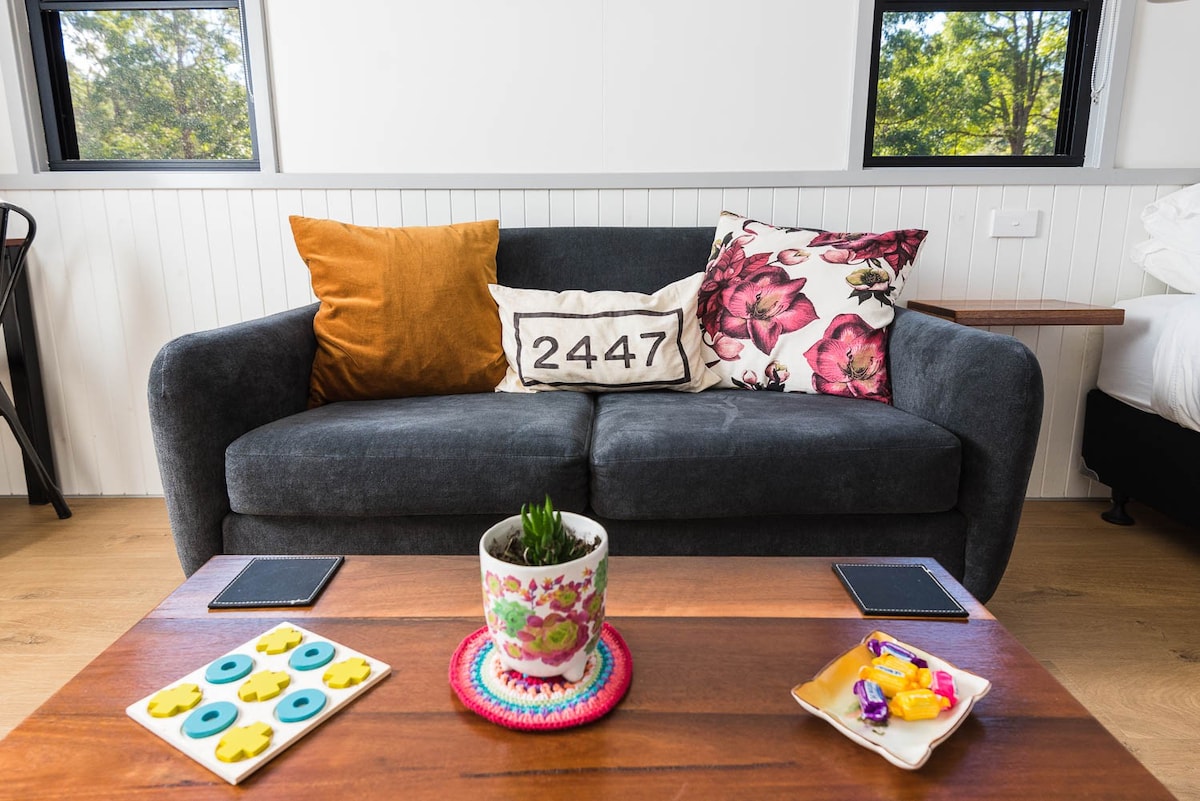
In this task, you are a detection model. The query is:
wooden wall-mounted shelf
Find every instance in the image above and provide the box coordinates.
[906,298,1125,327]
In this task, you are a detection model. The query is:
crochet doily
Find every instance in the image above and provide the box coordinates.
[449,623,632,731]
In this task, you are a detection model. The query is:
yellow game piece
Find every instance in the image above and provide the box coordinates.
[322,657,371,689]
[256,626,303,655]
[147,683,202,718]
[238,670,291,702]
[215,722,273,763]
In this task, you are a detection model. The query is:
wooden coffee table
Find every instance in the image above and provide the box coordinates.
[0,556,1175,799]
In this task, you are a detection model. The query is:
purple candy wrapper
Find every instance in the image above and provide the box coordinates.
[853,678,890,723]
[867,638,929,669]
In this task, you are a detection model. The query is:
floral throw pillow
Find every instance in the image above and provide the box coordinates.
[697,211,927,403]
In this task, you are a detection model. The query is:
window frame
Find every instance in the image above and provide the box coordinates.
[24,0,261,172]
[862,0,1103,168]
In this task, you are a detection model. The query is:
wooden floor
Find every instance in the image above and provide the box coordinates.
[0,497,1196,798]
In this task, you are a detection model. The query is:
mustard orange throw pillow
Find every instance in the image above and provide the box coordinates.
[289,216,507,406]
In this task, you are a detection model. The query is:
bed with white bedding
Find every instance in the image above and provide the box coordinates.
[1082,294,1200,528]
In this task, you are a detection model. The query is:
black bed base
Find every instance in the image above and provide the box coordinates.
[1081,389,1200,530]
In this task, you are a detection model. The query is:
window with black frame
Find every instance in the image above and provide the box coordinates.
[25,0,259,171]
[864,0,1102,167]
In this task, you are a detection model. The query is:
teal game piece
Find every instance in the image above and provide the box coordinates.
[288,641,335,671]
[205,654,254,685]
[275,689,327,723]
[183,701,239,739]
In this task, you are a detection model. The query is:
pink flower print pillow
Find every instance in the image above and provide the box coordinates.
[697,211,927,403]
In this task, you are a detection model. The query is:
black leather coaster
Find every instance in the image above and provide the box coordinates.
[208,556,344,609]
[832,563,968,618]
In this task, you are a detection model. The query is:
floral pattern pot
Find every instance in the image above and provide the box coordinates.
[479,512,608,683]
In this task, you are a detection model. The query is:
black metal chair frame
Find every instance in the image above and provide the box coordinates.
[0,202,71,518]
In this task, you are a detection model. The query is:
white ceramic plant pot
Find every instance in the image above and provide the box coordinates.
[479,512,609,683]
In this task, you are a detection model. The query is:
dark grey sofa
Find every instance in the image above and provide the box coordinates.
[148,226,1043,602]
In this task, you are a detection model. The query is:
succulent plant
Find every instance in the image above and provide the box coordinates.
[495,495,594,566]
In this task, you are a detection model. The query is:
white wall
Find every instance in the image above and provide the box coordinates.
[0,183,1177,500]
[1115,0,1200,168]
[1,0,1197,176]
[263,0,1200,175]
[266,0,853,173]
[0,69,16,174]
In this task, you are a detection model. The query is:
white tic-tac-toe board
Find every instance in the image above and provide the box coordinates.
[126,622,390,785]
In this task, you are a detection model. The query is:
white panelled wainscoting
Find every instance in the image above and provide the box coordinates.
[0,183,1180,500]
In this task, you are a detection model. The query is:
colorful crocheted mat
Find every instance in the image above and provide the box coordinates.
[449,623,632,731]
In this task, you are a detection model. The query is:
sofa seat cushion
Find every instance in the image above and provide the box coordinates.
[589,390,960,519]
[226,393,593,516]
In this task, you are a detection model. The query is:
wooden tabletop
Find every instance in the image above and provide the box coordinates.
[906,298,1125,327]
[0,556,1173,800]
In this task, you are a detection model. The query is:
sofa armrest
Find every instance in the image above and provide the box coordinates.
[149,304,318,576]
[888,307,1043,602]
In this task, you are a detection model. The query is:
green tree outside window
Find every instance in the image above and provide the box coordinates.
[60,8,252,161]
[872,10,1073,158]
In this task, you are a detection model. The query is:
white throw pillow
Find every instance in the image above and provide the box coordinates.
[490,273,720,393]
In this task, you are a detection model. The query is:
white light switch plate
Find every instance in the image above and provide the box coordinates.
[989,210,1039,238]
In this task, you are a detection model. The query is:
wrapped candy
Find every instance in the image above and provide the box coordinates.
[888,688,951,721]
[867,638,929,669]
[929,669,958,706]
[872,653,920,681]
[857,663,910,698]
[855,638,959,724]
[853,679,890,723]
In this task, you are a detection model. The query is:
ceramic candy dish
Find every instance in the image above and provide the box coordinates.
[791,630,990,769]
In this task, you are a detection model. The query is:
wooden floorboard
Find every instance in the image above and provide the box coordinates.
[0,498,184,737]
[988,499,1200,801]
[0,497,1196,799]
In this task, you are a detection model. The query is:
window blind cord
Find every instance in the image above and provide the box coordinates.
[239,0,254,101]
[1090,0,1119,104]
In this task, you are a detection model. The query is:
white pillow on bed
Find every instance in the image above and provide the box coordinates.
[1131,183,1200,293]
[1130,240,1200,294]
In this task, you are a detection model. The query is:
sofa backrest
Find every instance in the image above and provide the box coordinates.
[495,227,715,294]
